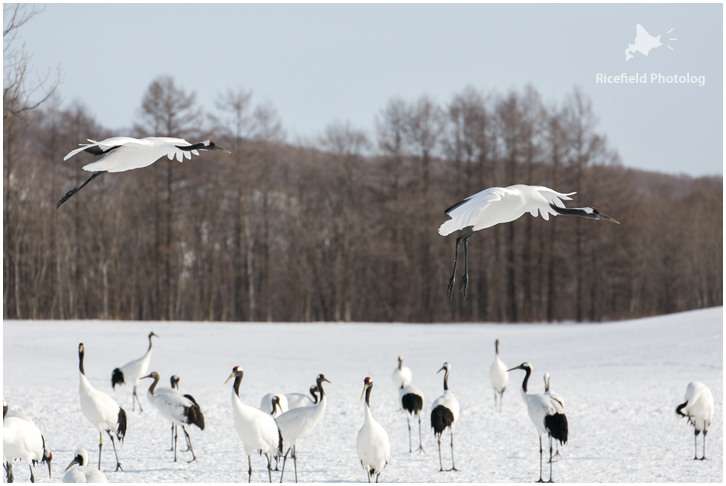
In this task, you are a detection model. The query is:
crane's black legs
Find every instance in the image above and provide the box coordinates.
[547,437,554,482]
[437,434,443,471]
[56,171,106,209]
[293,446,298,483]
[98,432,103,470]
[107,431,123,471]
[702,429,708,460]
[265,453,273,483]
[279,446,298,483]
[536,436,544,482]
[170,424,176,451]
[448,428,458,471]
[5,461,13,483]
[406,414,413,452]
[181,426,197,462]
[247,454,253,483]
[447,230,474,300]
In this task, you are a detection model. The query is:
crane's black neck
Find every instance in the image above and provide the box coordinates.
[78,347,85,375]
[177,142,207,152]
[676,401,688,417]
[398,360,402,371]
[495,340,500,355]
[310,386,319,404]
[147,373,160,396]
[3,402,7,419]
[233,375,242,397]
[442,369,450,391]
[147,334,154,352]
[316,377,327,400]
[364,385,372,407]
[549,204,594,219]
[520,366,532,393]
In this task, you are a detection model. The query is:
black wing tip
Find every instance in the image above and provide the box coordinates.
[111,368,124,388]
[444,197,469,215]
[116,407,128,442]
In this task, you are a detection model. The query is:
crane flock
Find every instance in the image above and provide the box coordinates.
[7,141,708,482]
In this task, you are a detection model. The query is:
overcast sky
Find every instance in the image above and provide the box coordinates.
[11,3,723,177]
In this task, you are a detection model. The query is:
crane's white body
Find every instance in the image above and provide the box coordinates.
[112,332,156,412]
[392,357,413,390]
[275,393,327,450]
[544,373,565,409]
[399,384,425,452]
[679,381,714,432]
[63,448,108,483]
[260,393,289,417]
[65,137,203,173]
[285,387,318,410]
[3,415,51,482]
[490,340,508,413]
[80,373,124,437]
[230,388,281,458]
[147,382,197,427]
[439,185,575,236]
[431,390,460,426]
[357,380,390,483]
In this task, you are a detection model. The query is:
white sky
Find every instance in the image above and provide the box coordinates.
[10,3,724,177]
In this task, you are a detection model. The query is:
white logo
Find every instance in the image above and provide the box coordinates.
[625,24,676,61]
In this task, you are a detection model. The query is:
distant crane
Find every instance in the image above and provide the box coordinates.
[57,137,230,208]
[489,339,509,413]
[285,386,319,410]
[225,366,282,483]
[543,373,565,459]
[676,381,714,460]
[439,184,619,298]
[111,331,158,412]
[392,356,413,390]
[275,373,331,483]
[430,362,459,472]
[77,343,127,472]
[260,393,289,417]
[3,402,52,483]
[356,377,390,483]
[508,362,568,483]
[63,448,108,483]
[399,384,425,453]
[141,371,205,462]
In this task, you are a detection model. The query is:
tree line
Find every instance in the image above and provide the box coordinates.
[3,65,722,323]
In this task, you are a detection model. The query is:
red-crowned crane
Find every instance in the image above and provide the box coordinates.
[63,447,108,483]
[431,362,459,472]
[57,137,230,208]
[392,356,412,390]
[357,377,390,483]
[3,402,52,483]
[275,373,331,483]
[260,393,289,417]
[543,372,565,459]
[508,362,568,483]
[141,371,205,462]
[111,331,158,412]
[439,184,619,298]
[676,381,714,460]
[399,383,425,453]
[78,343,127,472]
[225,366,283,483]
[490,339,508,413]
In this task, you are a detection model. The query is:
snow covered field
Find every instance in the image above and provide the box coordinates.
[3,307,722,483]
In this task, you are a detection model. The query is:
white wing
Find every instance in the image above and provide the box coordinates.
[439,187,505,236]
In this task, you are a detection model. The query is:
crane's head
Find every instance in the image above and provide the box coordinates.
[225,366,244,384]
[149,331,158,339]
[40,435,52,479]
[550,203,619,224]
[78,342,85,356]
[65,448,88,471]
[316,373,331,385]
[140,371,160,381]
[271,395,283,415]
[2,400,7,419]
[437,362,451,374]
[360,376,373,399]
[202,140,231,154]
[170,375,180,389]
[507,362,533,373]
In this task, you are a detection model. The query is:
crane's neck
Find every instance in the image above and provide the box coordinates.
[177,142,207,152]
[317,378,327,401]
[398,360,402,371]
[147,335,154,353]
[147,374,160,396]
[364,385,372,408]
[495,340,500,355]
[78,349,86,375]
[232,375,242,397]
[519,366,532,394]
[442,369,450,391]
[310,387,319,404]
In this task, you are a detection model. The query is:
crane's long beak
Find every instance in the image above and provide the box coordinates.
[224,371,237,384]
[599,212,620,224]
[506,365,521,372]
[213,145,232,154]
[360,385,368,399]
[140,373,153,380]
[64,456,80,472]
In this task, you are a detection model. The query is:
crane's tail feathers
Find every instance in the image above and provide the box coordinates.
[116,408,128,443]
[438,220,462,236]
[111,368,125,389]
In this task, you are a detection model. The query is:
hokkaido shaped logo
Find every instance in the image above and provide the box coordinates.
[625,24,676,61]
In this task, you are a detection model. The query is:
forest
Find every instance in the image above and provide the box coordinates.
[3,10,722,324]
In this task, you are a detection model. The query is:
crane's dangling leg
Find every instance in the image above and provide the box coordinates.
[107,431,123,471]
[447,230,474,300]
[56,171,106,209]
[459,235,471,298]
[417,413,425,453]
[536,436,544,482]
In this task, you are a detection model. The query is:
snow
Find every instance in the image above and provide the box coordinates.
[3,307,722,483]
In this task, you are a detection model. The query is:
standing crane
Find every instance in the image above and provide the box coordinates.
[490,339,509,413]
[543,372,565,459]
[275,373,331,483]
[399,383,425,453]
[285,386,319,410]
[430,362,459,472]
[63,448,108,483]
[141,371,205,462]
[57,137,230,208]
[508,362,568,483]
[439,184,619,298]
[3,402,52,483]
[676,381,714,460]
[111,331,158,412]
[392,356,413,390]
[356,377,390,483]
[77,343,127,472]
[225,366,283,483]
